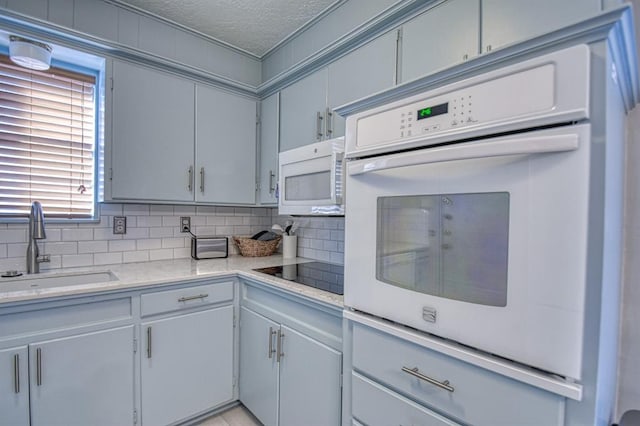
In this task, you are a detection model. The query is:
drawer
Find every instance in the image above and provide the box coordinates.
[141,281,234,317]
[352,372,459,426]
[352,323,565,426]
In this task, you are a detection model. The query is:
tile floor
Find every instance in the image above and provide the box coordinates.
[196,405,262,426]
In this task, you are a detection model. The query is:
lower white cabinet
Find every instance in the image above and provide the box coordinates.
[141,306,234,426]
[0,327,135,426]
[239,280,343,426]
[0,346,29,425]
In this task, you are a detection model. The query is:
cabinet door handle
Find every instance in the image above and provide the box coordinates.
[200,167,205,193]
[316,111,324,140]
[268,327,277,359]
[36,348,42,386]
[13,354,20,393]
[188,166,193,192]
[147,326,152,359]
[177,293,208,302]
[269,170,276,193]
[401,366,454,392]
[486,44,492,53]
[325,108,333,136]
[277,330,285,362]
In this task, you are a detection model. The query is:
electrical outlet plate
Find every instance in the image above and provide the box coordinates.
[113,216,127,234]
[180,217,191,233]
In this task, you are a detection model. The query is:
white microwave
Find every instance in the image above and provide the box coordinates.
[278,137,345,216]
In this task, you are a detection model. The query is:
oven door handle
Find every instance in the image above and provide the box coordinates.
[347,133,579,175]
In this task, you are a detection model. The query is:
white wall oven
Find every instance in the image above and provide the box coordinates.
[344,45,591,380]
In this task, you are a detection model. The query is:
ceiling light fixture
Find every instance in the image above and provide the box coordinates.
[9,36,53,71]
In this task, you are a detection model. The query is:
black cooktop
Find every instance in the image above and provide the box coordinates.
[253,261,344,295]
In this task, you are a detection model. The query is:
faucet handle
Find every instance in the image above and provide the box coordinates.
[37,254,50,264]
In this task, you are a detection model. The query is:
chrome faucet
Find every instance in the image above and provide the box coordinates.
[26,201,49,274]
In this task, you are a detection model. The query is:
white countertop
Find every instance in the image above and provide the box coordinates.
[0,255,344,308]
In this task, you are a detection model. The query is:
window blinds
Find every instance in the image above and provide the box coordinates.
[0,55,96,219]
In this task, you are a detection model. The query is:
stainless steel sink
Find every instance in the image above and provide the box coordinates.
[0,271,119,292]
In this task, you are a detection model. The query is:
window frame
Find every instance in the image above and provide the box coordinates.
[0,45,104,224]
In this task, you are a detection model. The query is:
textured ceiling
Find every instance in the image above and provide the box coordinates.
[111,0,340,57]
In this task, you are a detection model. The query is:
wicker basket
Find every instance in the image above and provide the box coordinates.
[233,235,282,257]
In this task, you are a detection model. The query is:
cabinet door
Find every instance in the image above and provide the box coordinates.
[0,346,29,426]
[278,324,342,426]
[279,68,328,151]
[239,307,279,426]
[328,31,398,138]
[196,84,257,204]
[259,93,279,205]
[111,60,195,202]
[141,306,234,426]
[482,0,600,53]
[29,326,135,426]
[401,0,480,83]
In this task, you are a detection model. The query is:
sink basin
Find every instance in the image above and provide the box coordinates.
[0,271,119,292]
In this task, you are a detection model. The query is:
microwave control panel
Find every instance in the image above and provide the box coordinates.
[400,94,476,139]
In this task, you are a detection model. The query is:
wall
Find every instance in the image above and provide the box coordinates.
[0,205,345,271]
[0,0,261,86]
[0,204,274,271]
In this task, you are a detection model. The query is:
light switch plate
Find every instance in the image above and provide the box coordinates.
[113,216,127,234]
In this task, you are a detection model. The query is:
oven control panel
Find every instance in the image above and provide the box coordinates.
[347,44,591,158]
[399,94,475,139]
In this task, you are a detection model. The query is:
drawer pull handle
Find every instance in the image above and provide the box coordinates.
[401,366,454,392]
[13,354,20,393]
[36,348,42,386]
[268,327,277,359]
[178,293,209,302]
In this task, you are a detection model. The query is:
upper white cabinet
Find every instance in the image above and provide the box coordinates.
[481,0,601,53]
[111,60,195,202]
[196,84,257,205]
[258,93,280,205]
[328,30,398,138]
[279,69,329,152]
[401,0,480,83]
[280,30,397,150]
[110,60,257,204]
[401,0,602,82]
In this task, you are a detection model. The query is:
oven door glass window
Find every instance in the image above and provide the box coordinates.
[376,193,509,306]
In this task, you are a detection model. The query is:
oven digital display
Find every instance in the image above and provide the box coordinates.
[417,102,448,120]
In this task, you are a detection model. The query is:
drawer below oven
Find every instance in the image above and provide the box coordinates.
[352,371,459,426]
[352,322,565,426]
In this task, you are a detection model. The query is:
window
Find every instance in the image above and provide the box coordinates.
[0,55,97,219]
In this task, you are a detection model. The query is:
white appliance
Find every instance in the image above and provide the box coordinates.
[278,137,345,215]
[344,45,592,380]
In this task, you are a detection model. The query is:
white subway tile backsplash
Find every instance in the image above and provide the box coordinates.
[109,240,136,252]
[94,252,123,266]
[0,204,281,270]
[149,248,173,261]
[137,238,162,250]
[162,237,187,249]
[150,204,173,215]
[62,254,94,268]
[43,242,78,255]
[124,250,149,263]
[62,228,94,241]
[137,216,163,227]
[123,204,149,215]
[79,241,108,254]
[7,243,28,258]
[149,227,174,238]
[162,216,179,227]
[0,229,27,243]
